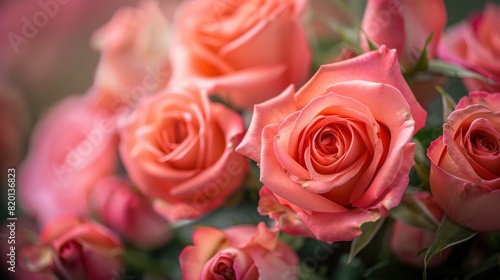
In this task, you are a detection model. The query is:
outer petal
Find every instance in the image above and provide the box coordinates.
[456,91,500,110]
[236,85,297,162]
[294,47,426,132]
[258,187,315,238]
[295,208,381,243]
[429,161,500,232]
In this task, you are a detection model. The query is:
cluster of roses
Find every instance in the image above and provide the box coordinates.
[5,0,499,279]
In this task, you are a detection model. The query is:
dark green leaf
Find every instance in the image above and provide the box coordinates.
[412,33,434,73]
[423,216,477,280]
[412,138,430,188]
[348,218,384,264]
[436,85,456,121]
[428,60,496,85]
[361,30,379,51]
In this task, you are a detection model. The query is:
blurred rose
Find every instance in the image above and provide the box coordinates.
[0,220,57,280]
[91,0,171,114]
[21,217,123,280]
[91,176,172,250]
[438,3,500,92]
[237,47,426,243]
[179,222,298,280]
[168,0,311,109]
[428,91,500,232]
[0,83,29,171]
[390,192,450,268]
[19,95,118,225]
[118,89,247,221]
[361,0,446,70]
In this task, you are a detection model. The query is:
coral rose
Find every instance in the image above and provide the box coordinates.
[168,0,311,109]
[179,222,298,280]
[427,92,500,232]
[118,89,248,221]
[237,47,426,243]
[438,3,500,92]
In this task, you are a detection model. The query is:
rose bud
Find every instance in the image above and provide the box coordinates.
[90,176,172,250]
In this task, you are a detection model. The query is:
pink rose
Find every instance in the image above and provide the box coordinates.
[19,95,118,225]
[427,91,500,232]
[1,221,58,279]
[361,0,446,70]
[90,176,172,250]
[118,89,248,221]
[0,83,29,172]
[389,192,450,268]
[179,222,298,280]
[91,0,171,114]
[438,4,500,92]
[167,0,311,109]
[237,47,426,243]
[21,217,123,280]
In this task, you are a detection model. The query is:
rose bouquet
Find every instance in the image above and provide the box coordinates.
[1,0,500,279]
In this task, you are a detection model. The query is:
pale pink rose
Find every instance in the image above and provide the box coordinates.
[91,0,171,114]
[237,47,426,243]
[118,89,248,221]
[361,0,446,70]
[179,222,298,280]
[19,95,118,225]
[438,4,500,92]
[0,83,29,171]
[21,217,123,280]
[167,0,311,109]
[390,192,450,268]
[427,91,500,232]
[90,176,172,250]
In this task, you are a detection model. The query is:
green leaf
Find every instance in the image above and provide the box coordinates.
[423,216,477,280]
[390,192,438,231]
[360,30,379,51]
[331,22,361,52]
[412,138,430,188]
[348,218,384,264]
[413,33,433,73]
[436,85,456,121]
[428,60,496,85]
